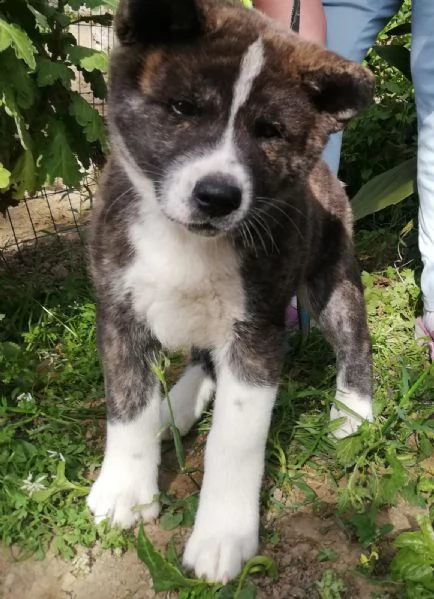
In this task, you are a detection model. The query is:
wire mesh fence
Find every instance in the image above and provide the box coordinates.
[0,7,114,268]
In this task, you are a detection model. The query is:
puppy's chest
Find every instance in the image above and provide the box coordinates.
[121,224,245,349]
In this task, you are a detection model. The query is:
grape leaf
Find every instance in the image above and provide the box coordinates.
[67,45,108,73]
[0,18,36,70]
[0,163,11,189]
[39,120,81,188]
[27,5,50,32]
[0,51,37,109]
[0,88,31,150]
[11,149,36,199]
[36,57,75,88]
[69,93,108,149]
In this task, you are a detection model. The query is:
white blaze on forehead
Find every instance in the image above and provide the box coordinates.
[224,37,265,143]
[150,38,266,226]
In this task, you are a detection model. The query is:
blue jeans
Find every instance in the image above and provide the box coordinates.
[323,0,434,314]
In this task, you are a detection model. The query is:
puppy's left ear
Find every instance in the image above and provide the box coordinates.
[116,0,204,45]
[301,53,375,133]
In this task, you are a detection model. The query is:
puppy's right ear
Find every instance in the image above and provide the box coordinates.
[116,0,204,45]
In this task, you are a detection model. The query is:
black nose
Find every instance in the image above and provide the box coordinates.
[193,175,242,218]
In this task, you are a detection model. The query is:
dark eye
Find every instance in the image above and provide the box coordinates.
[170,99,199,117]
[254,119,284,139]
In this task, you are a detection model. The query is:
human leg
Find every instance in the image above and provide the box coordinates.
[322,0,401,173]
[411,0,434,346]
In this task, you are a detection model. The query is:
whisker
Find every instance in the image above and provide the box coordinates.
[256,196,304,218]
[248,217,269,256]
[254,202,304,241]
[243,221,258,257]
[102,185,134,227]
[250,211,280,255]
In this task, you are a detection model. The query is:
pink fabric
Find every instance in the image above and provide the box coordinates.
[415,317,434,361]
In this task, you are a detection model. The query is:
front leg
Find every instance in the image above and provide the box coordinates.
[87,304,161,528]
[304,251,373,438]
[183,330,283,582]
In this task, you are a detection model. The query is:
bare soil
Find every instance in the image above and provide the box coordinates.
[0,184,94,254]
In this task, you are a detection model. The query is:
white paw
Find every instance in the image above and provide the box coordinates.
[160,366,215,440]
[183,500,258,583]
[330,397,373,439]
[87,460,160,528]
[183,528,257,583]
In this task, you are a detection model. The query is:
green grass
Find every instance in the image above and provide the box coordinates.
[1,224,433,597]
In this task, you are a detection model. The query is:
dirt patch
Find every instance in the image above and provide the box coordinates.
[1,544,154,599]
[1,438,417,599]
[0,183,95,255]
[0,510,383,599]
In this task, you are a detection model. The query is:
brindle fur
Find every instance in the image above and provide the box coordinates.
[88,0,374,574]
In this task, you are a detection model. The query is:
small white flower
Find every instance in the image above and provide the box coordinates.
[20,472,47,496]
[47,450,65,461]
[17,392,34,403]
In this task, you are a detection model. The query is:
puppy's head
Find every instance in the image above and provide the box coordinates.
[110,0,374,236]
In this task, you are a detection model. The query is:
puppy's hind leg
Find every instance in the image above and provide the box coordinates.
[160,349,216,439]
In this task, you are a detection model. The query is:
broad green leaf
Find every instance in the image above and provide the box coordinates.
[236,585,257,599]
[101,0,118,10]
[181,494,199,528]
[10,149,36,199]
[378,449,406,504]
[350,158,417,221]
[137,524,202,592]
[67,45,108,73]
[69,93,108,149]
[348,512,378,547]
[55,13,71,28]
[0,88,31,150]
[0,18,36,70]
[0,163,11,189]
[394,532,431,555]
[335,435,363,466]
[374,44,412,81]
[27,5,50,31]
[160,511,183,531]
[39,120,82,188]
[418,515,434,556]
[36,57,74,88]
[0,51,37,109]
[391,548,433,584]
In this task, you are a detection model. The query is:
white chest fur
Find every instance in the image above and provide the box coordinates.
[119,210,245,350]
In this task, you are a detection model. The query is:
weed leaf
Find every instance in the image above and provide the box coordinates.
[137,524,200,592]
[160,511,183,531]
